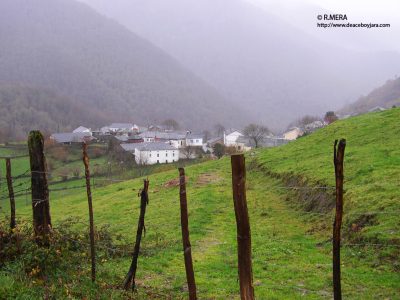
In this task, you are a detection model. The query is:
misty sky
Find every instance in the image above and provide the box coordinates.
[247,0,400,52]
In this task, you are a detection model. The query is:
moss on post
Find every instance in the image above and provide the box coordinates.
[28,130,52,245]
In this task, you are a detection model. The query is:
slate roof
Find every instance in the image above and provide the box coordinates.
[51,132,93,143]
[139,131,186,140]
[121,142,177,152]
[186,133,203,140]
[109,123,134,129]
[72,126,91,133]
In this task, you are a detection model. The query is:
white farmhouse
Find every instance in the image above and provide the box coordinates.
[185,133,203,147]
[72,126,92,135]
[121,142,179,165]
[223,129,244,147]
[283,127,304,141]
[139,131,186,148]
[108,123,137,134]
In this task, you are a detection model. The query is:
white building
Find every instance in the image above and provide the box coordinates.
[139,131,186,148]
[223,129,244,147]
[121,142,179,165]
[72,126,92,135]
[108,123,137,134]
[185,133,203,147]
[283,127,304,141]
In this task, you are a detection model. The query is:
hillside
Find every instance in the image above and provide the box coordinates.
[339,77,400,115]
[0,84,110,141]
[0,109,399,298]
[0,0,249,134]
[257,107,400,243]
[80,0,400,129]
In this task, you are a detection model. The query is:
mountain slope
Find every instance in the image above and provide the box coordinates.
[79,0,400,129]
[1,110,399,298]
[0,0,249,133]
[257,107,400,243]
[339,77,400,114]
[0,84,110,141]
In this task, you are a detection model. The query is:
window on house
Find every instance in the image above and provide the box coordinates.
[196,139,199,143]
[173,153,175,157]
[157,153,159,157]
[157,160,159,163]
[166,153,168,157]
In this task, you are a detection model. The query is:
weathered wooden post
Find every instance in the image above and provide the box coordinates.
[83,142,96,282]
[124,179,149,290]
[6,158,16,229]
[28,131,52,245]
[178,168,197,300]
[231,154,254,300]
[333,139,346,300]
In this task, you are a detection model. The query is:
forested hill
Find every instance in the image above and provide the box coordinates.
[0,84,109,141]
[0,0,249,136]
[339,77,400,115]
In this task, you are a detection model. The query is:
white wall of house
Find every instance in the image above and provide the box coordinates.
[283,128,303,140]
[134,148,180,165]
[224,131,243,146]
[185,137,203,147]
[168,139,186,148]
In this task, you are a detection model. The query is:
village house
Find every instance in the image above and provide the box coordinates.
[223,129,244,147]
[72,126,92,135]
[115,134,144,143]
[185,132,203,147]
[283,127,304,141]
[121,142,179,165]
[139,131,186,148]
[107,123,138,135]
[50,132,95,144]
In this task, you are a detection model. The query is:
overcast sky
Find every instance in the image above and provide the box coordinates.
[247,0,400,52]
[248,0,400,22]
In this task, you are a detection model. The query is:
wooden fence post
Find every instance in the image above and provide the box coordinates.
[124,179,149,290]
[333,139,346,300]
[28,131,52,244]
[231,154,254,300]
[178,168,197,300]
[6,158,16,229]
[83,142,96,282]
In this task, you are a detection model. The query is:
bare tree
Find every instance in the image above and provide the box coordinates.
[162,119,180,131]
[324,111,338,124]
[243,124,270,148]
[214,123,225,137]
[182,145,195,159]
[136,152,149,176]
[202,130,211,142]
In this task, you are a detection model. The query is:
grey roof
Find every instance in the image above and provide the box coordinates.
[207,137,223,145]
[186,133,203,139]
[140,131,186,140]
[225,128,243,135]
[73,126,91,133]
[109,123,134,129]
[115,135,143,142]
[121,142,177,152]
[51,132,93,143]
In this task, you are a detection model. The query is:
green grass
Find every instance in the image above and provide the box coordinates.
[257,107,400,243]
[1,109,399,298]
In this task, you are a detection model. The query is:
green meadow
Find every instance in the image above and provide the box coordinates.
[0,108,399,299]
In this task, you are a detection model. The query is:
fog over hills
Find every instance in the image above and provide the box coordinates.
[339,77,400,115]
[79,0,400,129]
[0,0,249,136]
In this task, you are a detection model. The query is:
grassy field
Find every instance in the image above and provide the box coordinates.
[0,109,399,299]
[257,107,400,243]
